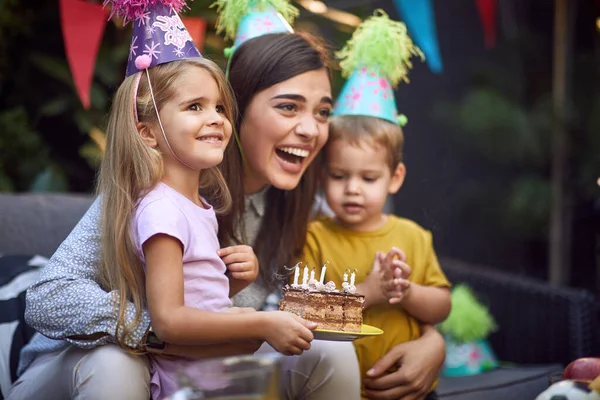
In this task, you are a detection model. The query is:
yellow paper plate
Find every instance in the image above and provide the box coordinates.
[313,324,383,342]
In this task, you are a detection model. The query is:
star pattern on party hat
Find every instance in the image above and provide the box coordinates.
[333,10,424,126]
[104,0,202,77]
[212,0,297,53]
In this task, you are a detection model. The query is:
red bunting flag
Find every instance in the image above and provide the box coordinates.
[181,17,207,52]
[476,0,497,48]
[59,0,107,109]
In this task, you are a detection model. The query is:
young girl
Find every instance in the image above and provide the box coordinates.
[87,2,314,399]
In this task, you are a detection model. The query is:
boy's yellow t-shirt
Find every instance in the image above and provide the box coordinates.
[299,215,450,394]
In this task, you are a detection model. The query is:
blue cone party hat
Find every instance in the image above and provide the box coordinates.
[333,10,424,126]
[213,0,297,54]
[104,0,202,77]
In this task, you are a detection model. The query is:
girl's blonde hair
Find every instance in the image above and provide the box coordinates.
[96,58,236,351]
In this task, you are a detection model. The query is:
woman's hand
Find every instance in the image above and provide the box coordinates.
[218,245,259,296]
[363,325,445,400]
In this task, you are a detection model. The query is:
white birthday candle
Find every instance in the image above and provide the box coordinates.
[350,269,357,286]
[319,265,327,284]
[302,265,309,284]
[310,267,315,281]
[293,263,300,286]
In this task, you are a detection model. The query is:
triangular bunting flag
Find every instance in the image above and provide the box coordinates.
[476,0,497,48]
[59,0,107,109]
[181,16,207,51]
[393,0,443,74]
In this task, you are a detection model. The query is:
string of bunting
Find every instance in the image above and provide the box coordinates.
[60,0,499,107]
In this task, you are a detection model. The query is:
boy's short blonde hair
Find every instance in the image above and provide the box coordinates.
[328,115,404,171]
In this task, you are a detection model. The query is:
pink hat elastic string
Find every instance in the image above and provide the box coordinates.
[133,54,196,171]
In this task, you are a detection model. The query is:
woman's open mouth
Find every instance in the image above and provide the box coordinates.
[275,147,309,165]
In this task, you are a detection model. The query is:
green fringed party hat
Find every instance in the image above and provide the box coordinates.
[212,0,297,56]
[211,0,297,161]
[333,10,424,126]
[439,284,497,342]
[439,284,499,377]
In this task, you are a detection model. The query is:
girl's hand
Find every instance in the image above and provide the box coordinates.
[261,311,316,356]
[218,245,259,295]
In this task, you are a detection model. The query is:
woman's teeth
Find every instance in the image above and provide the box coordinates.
[279,147,309,158]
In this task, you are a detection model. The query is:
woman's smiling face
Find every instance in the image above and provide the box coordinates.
[239,68,332,193]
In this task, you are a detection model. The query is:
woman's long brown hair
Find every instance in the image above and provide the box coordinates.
[219,32,332,289]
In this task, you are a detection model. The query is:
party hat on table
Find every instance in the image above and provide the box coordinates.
[212,0,298,55]
[438,284,499,377]
[104,0,202,77]
[333,10,424,126]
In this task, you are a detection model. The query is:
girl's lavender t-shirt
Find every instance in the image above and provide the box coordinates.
[133,182,232,399]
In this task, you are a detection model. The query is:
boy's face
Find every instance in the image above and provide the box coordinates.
[324,138,405,232]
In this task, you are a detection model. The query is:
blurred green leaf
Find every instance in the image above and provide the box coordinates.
[29,53,74,87]
[74,110,93,133]
[577,94,600,198]
[95,59,121,86]
[29,165,69,192]
[503,175,551,238]
[39,95,72,117]
[0,107,49,191]
[96,44,128,86]
[0,169,14,192]
[79,140,104,169]
[456,88,540,166]
[91,83,108,110]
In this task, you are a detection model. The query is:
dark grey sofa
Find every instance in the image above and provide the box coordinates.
[436,258,598,399]
[0,193,597,399]
[0,193,94,258]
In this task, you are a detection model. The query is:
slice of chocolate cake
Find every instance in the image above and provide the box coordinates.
[279,281,365,333]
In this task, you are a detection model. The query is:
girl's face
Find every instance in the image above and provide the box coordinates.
[239,68,332,194]
[155,66,232,172]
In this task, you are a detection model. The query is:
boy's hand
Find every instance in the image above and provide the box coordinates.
[380,247,412,304]
[218,245,259,284]
[361,248,412,307]
[358,252,392,307]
